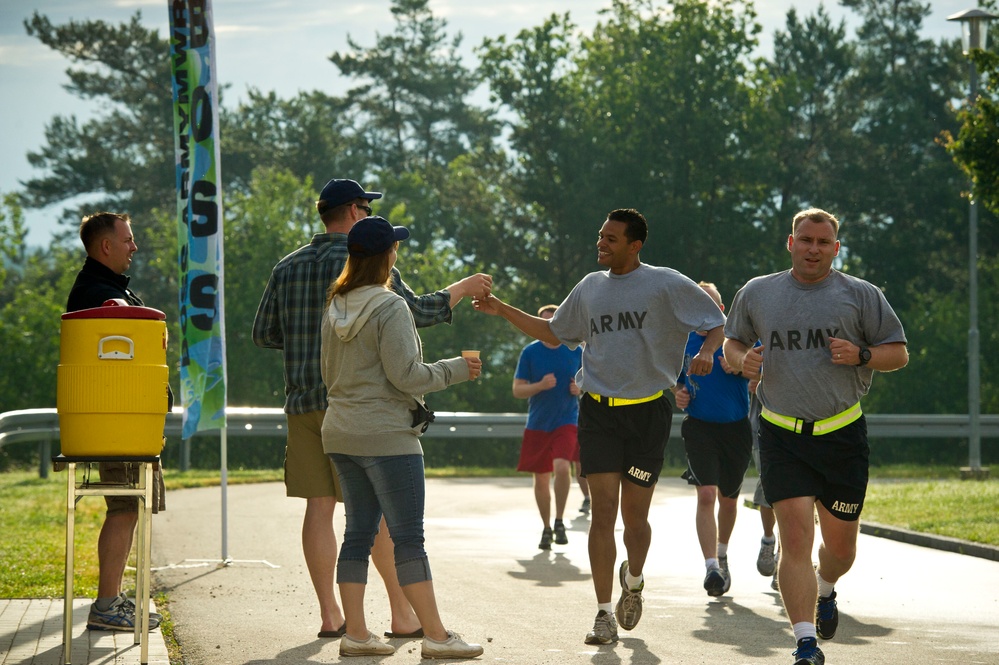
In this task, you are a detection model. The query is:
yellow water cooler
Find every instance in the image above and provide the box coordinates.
[57,303,169,455]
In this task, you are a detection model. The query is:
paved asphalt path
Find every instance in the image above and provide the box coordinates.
[152,477,999,665]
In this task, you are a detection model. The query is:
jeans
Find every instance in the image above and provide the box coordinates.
[329,453,433,587]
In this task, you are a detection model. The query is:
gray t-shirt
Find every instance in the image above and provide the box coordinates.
[725,269,906,421]
[548,263,725,399]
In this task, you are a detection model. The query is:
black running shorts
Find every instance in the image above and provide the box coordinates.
[680,416,753,499]
[758,415,869,521]
[578,393,671,488]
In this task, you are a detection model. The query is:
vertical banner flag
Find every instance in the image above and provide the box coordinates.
[168,0,227,438]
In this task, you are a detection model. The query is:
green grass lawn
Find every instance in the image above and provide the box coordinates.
[1,466,995,599]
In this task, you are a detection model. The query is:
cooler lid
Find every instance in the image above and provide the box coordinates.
[62,299,166,321]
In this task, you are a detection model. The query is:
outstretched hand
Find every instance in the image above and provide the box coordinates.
[451,273,492,300]
[472,294,504,316]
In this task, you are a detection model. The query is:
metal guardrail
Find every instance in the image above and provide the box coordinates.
[3,408,997,478]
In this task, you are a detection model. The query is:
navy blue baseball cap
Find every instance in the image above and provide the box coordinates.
[318,178,382,210]
[347,216,410,258]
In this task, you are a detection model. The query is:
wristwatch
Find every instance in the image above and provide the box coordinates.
[858,347,871,366]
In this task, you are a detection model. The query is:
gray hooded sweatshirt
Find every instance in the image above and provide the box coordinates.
[320,284,469,457]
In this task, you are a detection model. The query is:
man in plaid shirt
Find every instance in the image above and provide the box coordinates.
[253,178,491,639]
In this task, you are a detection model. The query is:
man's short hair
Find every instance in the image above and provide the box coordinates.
[317,198,363,224]
[607,208,648,244]
[792,208,839,236]
[537,304,558,317]
[80,212,129,252]
[697,281,722,307]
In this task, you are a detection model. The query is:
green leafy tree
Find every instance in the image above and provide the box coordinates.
[220,90,360,195]
[945,50,999,217]
[220,168,320,407]
[481,0,771,298]
[833,0,969,305]
[754,6,857,267]
[478,13,600,298]
[21,12,174,231]
[328,0,495,175]
[0,195,77,412]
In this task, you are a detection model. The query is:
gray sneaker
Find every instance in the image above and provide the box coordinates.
[421,630,484,659]
[757,539,777,576]
[119,593,163,623]
[719,555,732,594]
[584,610,618,645]
[87,595,160,631]
[615,560,644,630]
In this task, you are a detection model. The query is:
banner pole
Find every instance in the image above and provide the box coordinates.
[221,427,229,562]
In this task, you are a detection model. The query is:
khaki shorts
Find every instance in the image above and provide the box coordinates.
[100,462,166,516]
[285,410,342,500]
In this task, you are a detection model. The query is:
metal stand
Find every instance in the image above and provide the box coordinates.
[54,454,158,665]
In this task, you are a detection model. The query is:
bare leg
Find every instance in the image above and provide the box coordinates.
[400,580,448,642]
[339,582,368,639]
[585,473,621,603]
[760,505,776,539]
[303,496,344,632]
[717,495,738,548]
[370,516,421,634]
[97,512,138,598]
[619,480,655,577]
[774,496,818,625]
[533,471,552,526]
[815,502,859,586]
[694,485,719,559]
[552,458,571,521]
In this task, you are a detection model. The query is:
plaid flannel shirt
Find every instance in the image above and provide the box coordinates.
[252,232,452,414]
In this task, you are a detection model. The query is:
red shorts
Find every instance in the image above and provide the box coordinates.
[517,424,579,473]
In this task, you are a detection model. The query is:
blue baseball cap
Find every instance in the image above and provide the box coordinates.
[347,216,410,258]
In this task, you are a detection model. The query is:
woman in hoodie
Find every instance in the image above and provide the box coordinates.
[320,216,484,659]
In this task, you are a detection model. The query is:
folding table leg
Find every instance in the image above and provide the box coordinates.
[62,462,75,665]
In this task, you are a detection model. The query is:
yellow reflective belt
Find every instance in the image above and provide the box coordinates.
[587,391,664,407]
[760,402,862,436]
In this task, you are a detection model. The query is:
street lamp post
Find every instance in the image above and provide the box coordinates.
[947,8,997,480]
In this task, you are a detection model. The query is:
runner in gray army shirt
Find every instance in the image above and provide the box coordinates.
[474,208,725,647]
[723,208,908,665]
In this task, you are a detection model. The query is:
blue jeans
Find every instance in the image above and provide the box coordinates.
[329,453,433,587]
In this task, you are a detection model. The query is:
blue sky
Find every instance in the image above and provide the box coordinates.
[0,0,972,246]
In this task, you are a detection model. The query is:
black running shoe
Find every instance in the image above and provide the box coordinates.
[816,590,838,639]
[553,520,568,545]
[704,568,725,597]
[792,637,825,665]
[538,527,553,550]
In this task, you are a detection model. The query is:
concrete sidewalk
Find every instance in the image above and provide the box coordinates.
[0,598,168,665]
[3,476,998,665]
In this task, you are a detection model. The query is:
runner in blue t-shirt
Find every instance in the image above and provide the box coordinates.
[673,282,753,598]
[514,304,586,549]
